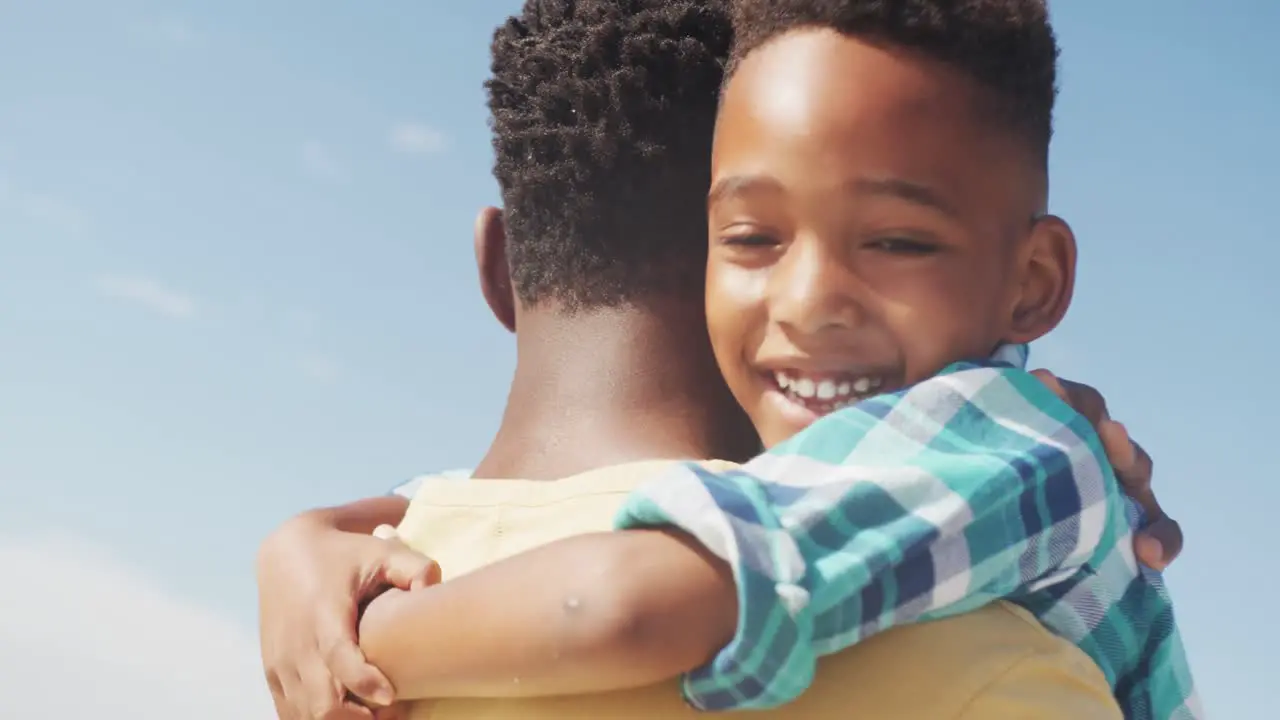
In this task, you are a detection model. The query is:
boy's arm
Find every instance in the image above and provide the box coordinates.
[614,364,1124,711]
[358,529,738,700]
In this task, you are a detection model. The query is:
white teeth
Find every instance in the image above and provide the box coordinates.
[774,371,885,407]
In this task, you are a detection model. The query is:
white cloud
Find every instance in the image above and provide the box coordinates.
[0,532,273,718]
[301,142,346,183]
[96,274,197,319]
[300,354,341,384]
[388,122,446,155]
[0,175,89,236]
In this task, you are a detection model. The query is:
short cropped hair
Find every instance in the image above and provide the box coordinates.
[486,0,733,309]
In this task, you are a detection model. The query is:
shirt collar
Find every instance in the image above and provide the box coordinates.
[991,343,1030,369]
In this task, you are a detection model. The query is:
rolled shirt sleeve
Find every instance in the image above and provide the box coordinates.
[615,363,1121,711]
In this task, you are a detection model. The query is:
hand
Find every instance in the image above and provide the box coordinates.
[1030,370,1184,571]
[258,514,440,719]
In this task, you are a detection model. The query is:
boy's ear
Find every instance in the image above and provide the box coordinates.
[474,206,517,333]
[1007,214,1076,344]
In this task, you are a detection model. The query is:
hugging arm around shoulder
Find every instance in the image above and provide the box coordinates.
[353,363,1105,704]
[358,527,740,701]
[615,362,1201,718]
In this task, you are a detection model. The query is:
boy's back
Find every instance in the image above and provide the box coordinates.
[394,461,1119,719]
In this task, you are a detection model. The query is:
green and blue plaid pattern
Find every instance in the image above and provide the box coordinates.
[615,345,1201,719]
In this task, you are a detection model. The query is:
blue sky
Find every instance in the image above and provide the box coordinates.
[0,1,1274,716]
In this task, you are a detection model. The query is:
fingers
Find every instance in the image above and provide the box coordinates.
[268,605,392,720]
[1033,369,1184,572]
[381,547,442,591]
[315,605,396,708]
[1097,420,1137,473]
[1101,425,1186,572]
[1135,517,1184,572]
[277,661,360,717]
[324,630,396,707]
[1106,428,1158,517]
[1029,368,1067,398]
[368,526,439,590]
[268,670,297,720]
[298,653,375,720]
[1031,370,1111,428]
[1033,370,1150,507]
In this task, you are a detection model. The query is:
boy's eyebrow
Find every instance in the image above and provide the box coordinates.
[708,174,959,218]
[847,177,959,218]
[707,174,784,207]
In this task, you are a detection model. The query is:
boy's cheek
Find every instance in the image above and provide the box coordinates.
[881,292,1010,382]
[705,269,768,366]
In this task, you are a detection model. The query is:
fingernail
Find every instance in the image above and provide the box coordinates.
[372,688,395,706]
[1140,536,1164,567]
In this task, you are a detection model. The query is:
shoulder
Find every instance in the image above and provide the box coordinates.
[787,602,1119,718]
[953,604,1121,720]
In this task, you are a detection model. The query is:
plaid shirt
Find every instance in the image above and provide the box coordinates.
[615,345,1201,719]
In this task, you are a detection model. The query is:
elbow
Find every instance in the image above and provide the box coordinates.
[540,545,652,657]
[575,580,662,661]
[563,533,736,674]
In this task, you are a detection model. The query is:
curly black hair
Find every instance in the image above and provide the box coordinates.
[729,0,1059,167]
[486,0,732,310]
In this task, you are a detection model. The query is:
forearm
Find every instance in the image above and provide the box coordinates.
[358,529,737,700]
[257,496,411,596]
[298,495,410,535]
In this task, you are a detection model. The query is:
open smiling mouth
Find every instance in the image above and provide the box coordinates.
[769,370,889,415]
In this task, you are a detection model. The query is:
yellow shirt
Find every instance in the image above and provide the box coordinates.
[395,460,1121,719]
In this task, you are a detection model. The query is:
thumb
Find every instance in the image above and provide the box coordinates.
[1135,517,1184,572]
[371,524,440,590]
[381,547,441,591]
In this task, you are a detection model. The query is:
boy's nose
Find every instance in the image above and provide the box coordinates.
[767,237,865,337]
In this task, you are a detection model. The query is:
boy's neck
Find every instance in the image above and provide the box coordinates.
[472,299,759,481]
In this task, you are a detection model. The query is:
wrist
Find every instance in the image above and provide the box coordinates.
[256,510,332,577]
[278,496,411,537]
[287,506,342,533]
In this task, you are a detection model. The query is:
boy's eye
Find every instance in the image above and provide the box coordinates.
[867,237,939,255]
[721,233,780,248]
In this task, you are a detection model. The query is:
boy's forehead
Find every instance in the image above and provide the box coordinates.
[713,28,1039,213]
[721,29,990,147]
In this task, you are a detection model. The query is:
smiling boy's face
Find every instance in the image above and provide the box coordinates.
[707,29,1076,447]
